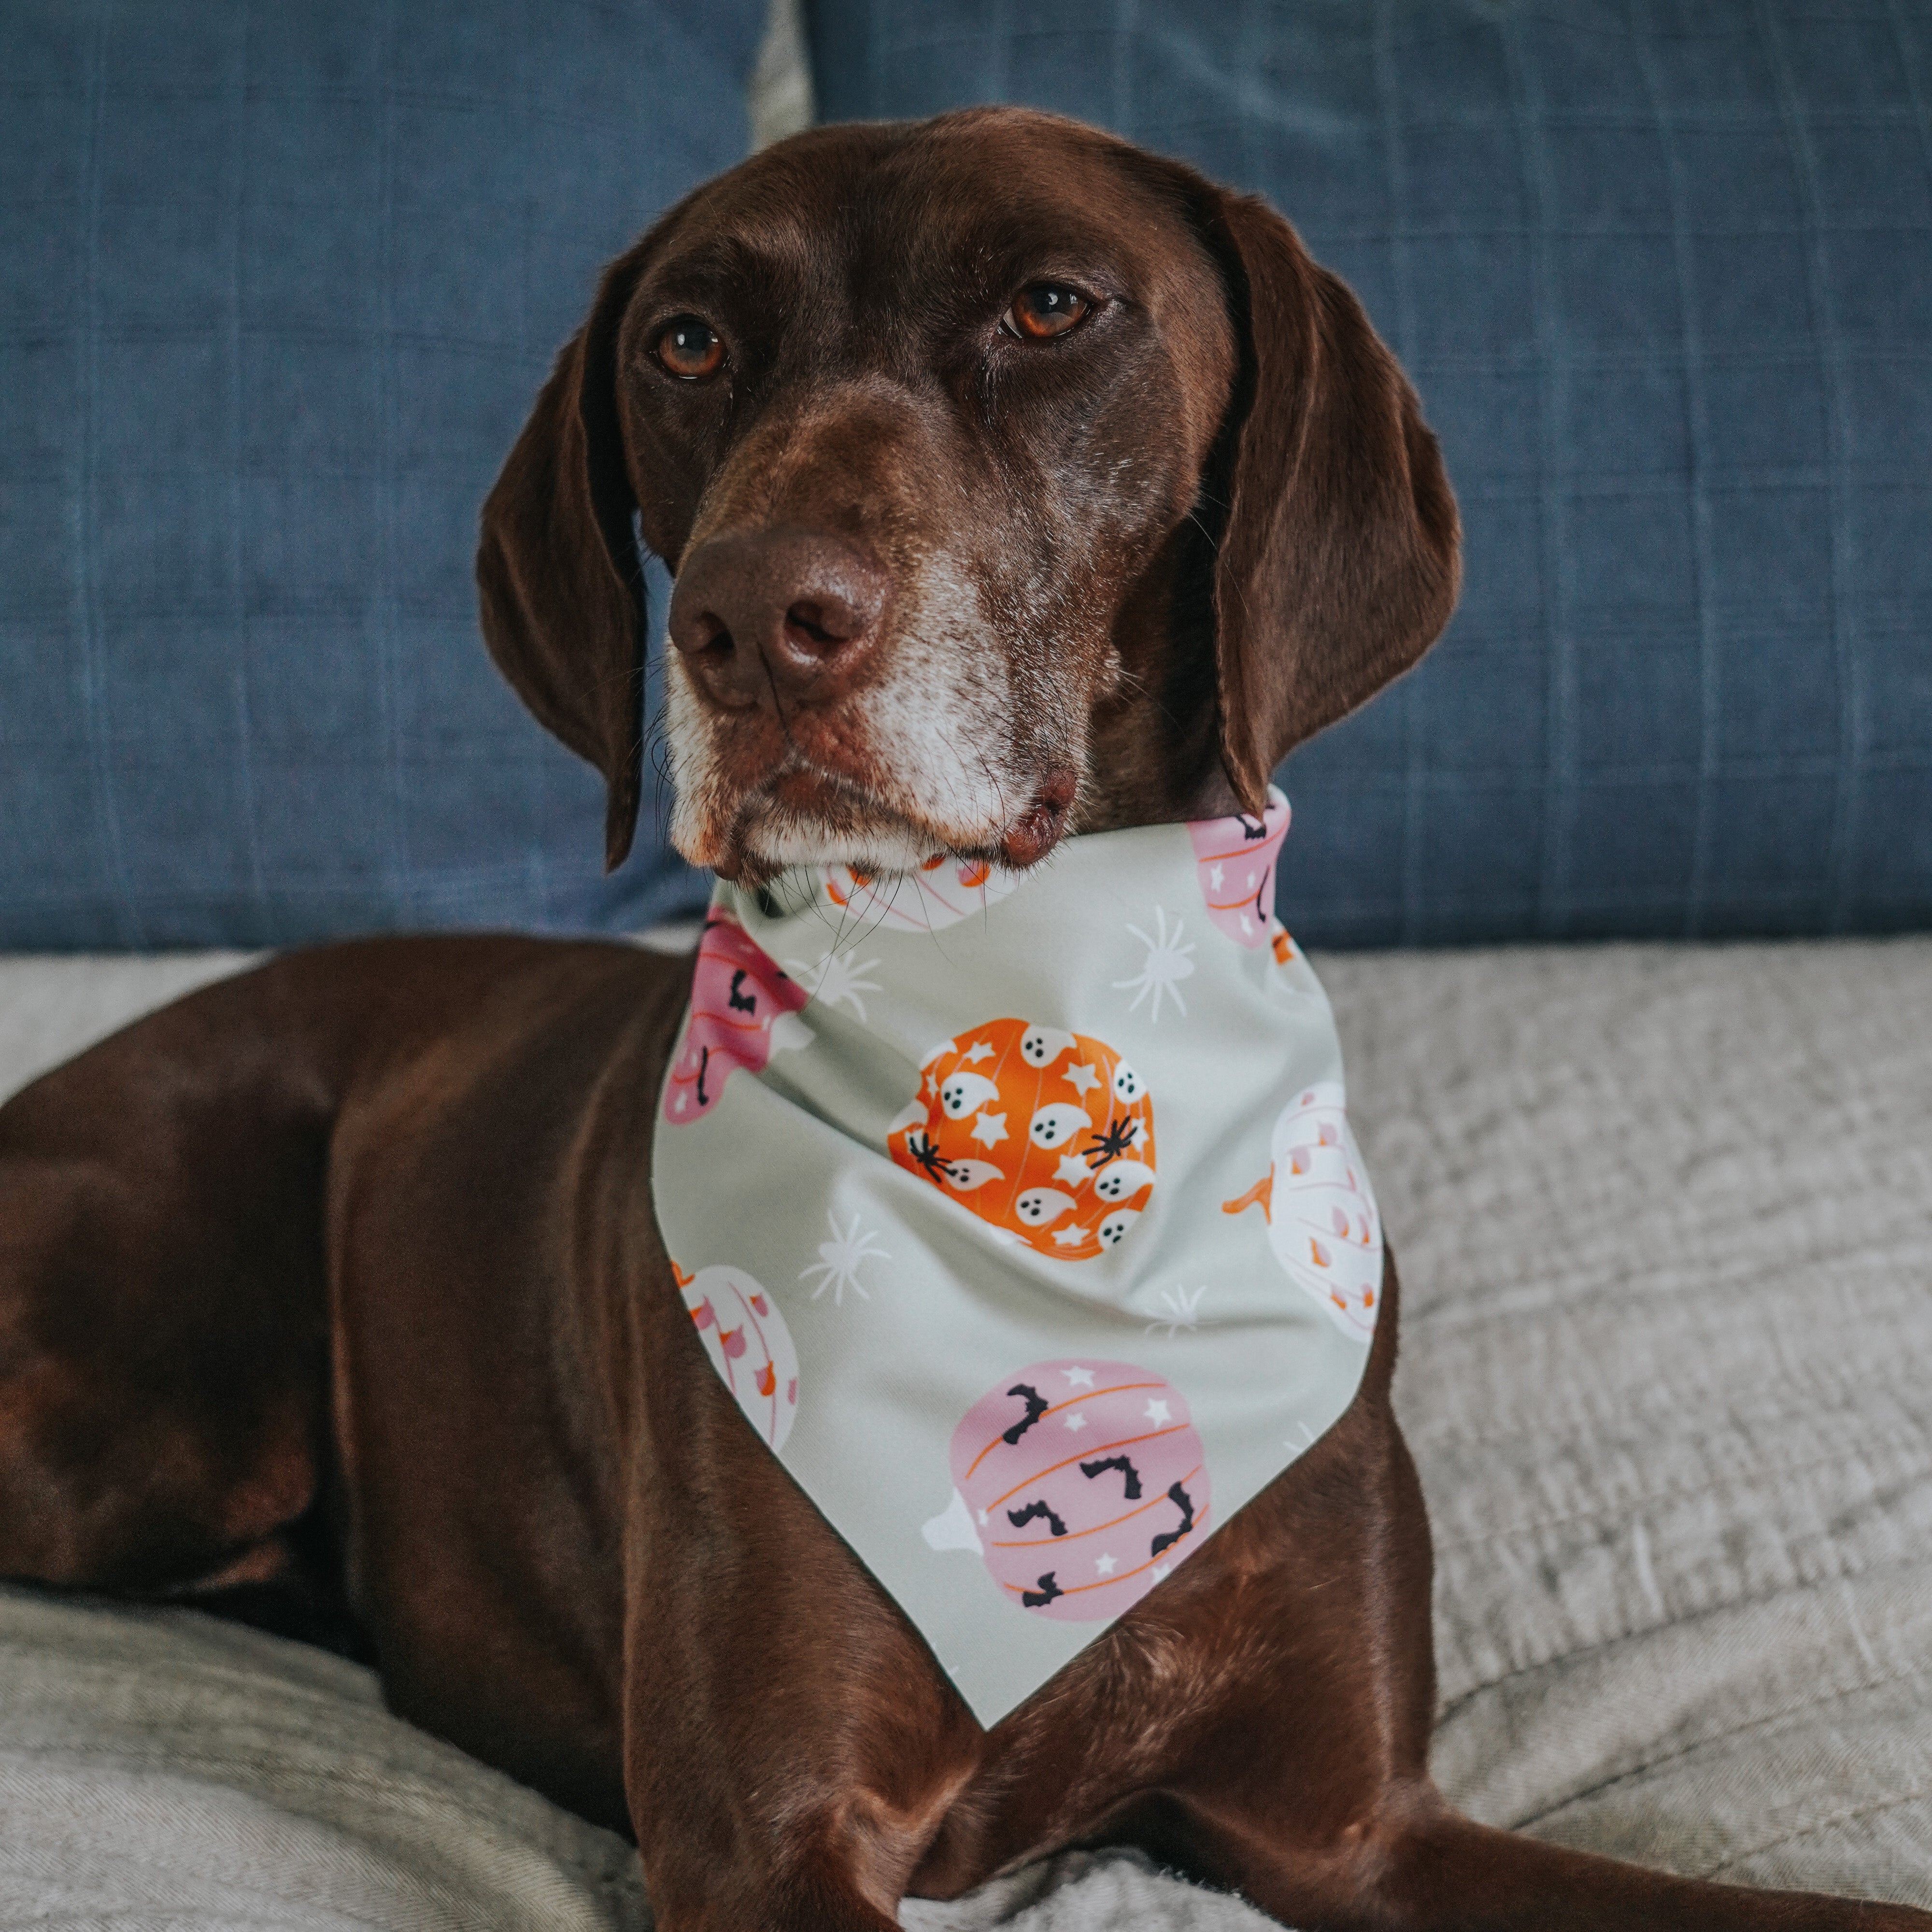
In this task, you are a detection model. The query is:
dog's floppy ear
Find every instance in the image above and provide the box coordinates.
[1199,189,1460,813]
[476,242,653,871]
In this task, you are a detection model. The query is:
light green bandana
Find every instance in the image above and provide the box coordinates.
[651,792,1380,1725]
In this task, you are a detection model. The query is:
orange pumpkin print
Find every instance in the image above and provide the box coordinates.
[887,1019,1156,1260]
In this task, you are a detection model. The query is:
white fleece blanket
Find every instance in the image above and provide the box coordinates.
[2,938,1929,1926]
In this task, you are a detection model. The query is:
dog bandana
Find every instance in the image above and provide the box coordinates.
[651,791,1381,1726]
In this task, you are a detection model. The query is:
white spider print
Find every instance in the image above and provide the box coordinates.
[1113,906,1196,1023]
[799,1208,891,1306]
[1144,1283,1207,1337]
[785,950,883,1022]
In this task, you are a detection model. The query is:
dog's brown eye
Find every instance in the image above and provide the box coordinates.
[1005,284,1093,341]
[655,316,725,381]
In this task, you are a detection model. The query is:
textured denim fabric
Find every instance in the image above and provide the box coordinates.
[1,0,756,948]
[807,0,1932,945]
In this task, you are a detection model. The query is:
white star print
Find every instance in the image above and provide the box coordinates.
[1063,1411,1088,1433]
[1094,1553,1117,1577]
[1054,1152,1091,1189]
[1143,1398,1171,1425]
[1062,1366,1095,1388]
[1151,1563,1171,1583]
[970,1109,1008,1148]
[1209,862,1224,889]
[1062,1061,1101,1095]
[672,1092,688,1114]
[963,1040,994,1064]
[1052,1224,1090,1248]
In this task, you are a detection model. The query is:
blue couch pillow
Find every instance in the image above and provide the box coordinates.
[1,0,753,948]
[807,0,1932,944]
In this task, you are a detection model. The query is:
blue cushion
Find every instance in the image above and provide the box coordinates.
[1,0,753,948]
[807,0,1932,944]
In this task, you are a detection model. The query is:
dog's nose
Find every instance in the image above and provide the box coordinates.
[668,527,892,710]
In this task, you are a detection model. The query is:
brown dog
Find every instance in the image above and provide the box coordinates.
[0,109,1924,1932]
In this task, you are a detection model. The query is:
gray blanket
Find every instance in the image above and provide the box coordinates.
[3,938,1928,1924]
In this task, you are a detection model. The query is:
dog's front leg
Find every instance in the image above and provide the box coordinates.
[615,1259,983,1931]
[904,1254,1435,1913]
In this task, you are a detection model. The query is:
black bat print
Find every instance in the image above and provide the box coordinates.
[1001,1383,1050,1446]
[694,1044,711,1109]
[1020,1572,1065,1609]
[1237,814,1268,842]
[1079,1454,1143,1499]
[1150,1480,1196,1558]
[727,968,757,1014]
[1007,1498,1069,1537]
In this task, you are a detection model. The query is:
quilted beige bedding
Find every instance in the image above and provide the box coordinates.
[2,938,1928,1927]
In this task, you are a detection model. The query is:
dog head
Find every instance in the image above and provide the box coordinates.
[477,108,1459,881]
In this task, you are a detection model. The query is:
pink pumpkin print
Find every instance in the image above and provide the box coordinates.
[676,1261,800,1449]
[812,852,1019,932]
[1188,792,1290,948]
[664,914,812,1123]
[1222,1081,1382,1340]
[930,1358,1209,1621]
